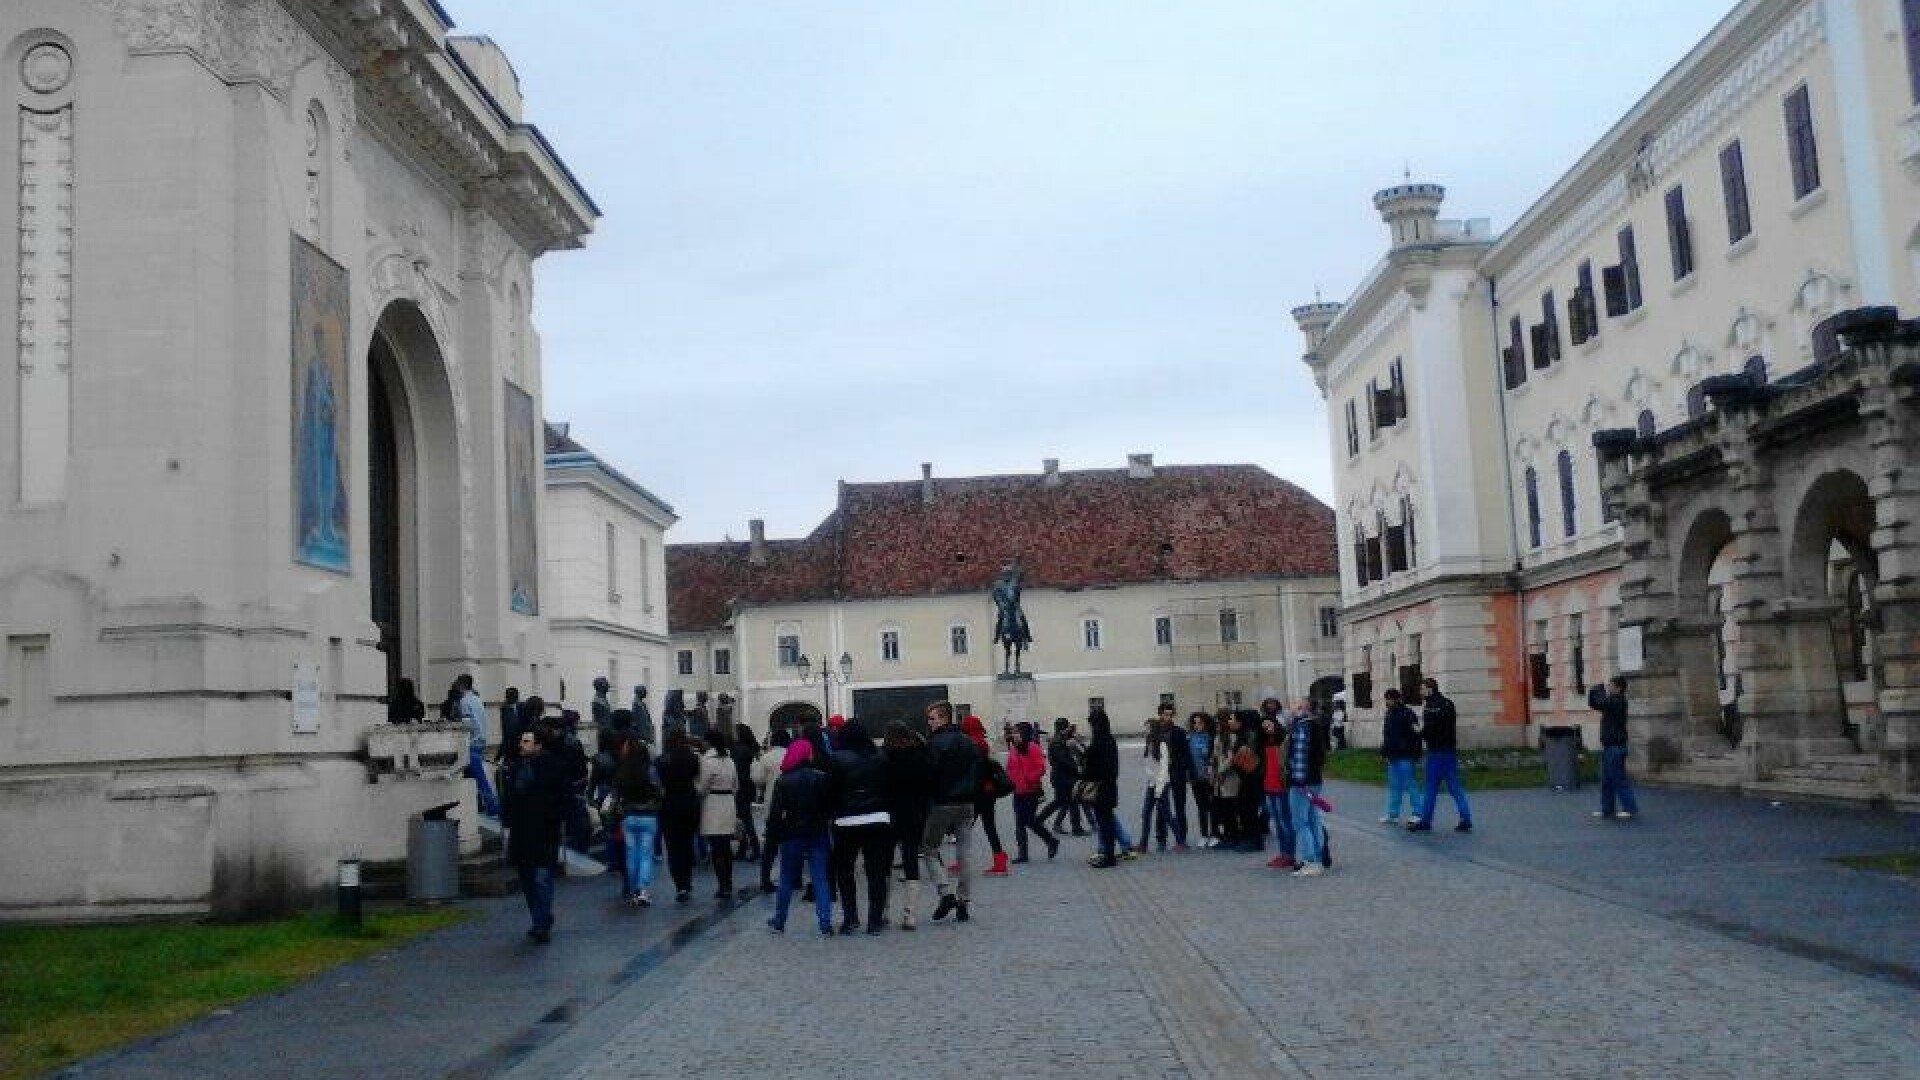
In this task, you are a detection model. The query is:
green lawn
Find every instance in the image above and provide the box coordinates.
[1828,852,1920,878]
[1323,747,1600,791]
[0,909,467,1080]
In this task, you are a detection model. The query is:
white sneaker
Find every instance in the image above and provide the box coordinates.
[1291,863,1324,877]
[1590,811,1609,819]
[1377,815,1394,824]
[1616,812,1635,821]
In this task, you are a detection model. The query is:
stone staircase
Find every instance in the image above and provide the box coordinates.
[1652,736,1742,790]
[1749,753,1883,806]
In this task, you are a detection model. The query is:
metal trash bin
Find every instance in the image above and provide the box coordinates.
[406,800,461,903]
[1541,726,1583,791]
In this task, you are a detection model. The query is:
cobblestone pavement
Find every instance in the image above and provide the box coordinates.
[506,790,1919,1080]
[64,774,1920,1080]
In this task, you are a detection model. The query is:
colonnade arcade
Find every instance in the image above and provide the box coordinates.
[1597,307,1920,798]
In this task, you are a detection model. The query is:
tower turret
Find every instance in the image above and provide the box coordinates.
[1373,181,1446,249]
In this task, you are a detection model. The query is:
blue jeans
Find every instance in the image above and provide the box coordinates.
[1384,759,1419,820]
[1600,746,1640,816]
[774,834,833,931]
[468,745,500,817]
[1139,788,1174,848]
[1264,791,1294,857]
[1092,804,1119,859]
[516,864,554,934]
[1167,776,1190,843]
[621,814,659,894]
[1418,750,1472,826]
[1289,787,1323,864]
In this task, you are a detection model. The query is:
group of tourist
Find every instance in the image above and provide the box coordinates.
[482,669,1638,944]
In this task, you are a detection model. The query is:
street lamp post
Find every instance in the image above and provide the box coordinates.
[796,651,854,722]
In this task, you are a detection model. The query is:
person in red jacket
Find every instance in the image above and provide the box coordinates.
[1005,721,1059,863]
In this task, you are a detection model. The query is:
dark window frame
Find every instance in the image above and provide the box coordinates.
[1524,466,1543,549]
[1557,449,1578,539]
[1664,184,1693,281]
[1720,140,1752,244]
[1785,83,1820,200]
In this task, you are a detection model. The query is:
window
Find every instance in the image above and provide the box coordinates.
[608,654,620,693]
[1569,261,1598,345]
[1219,689,1243,710]
[1534,290,1561,368]
[605,522,620,602]
[881,630,900,662]
[1353,643,1374,708]
[1154,616,1173,646]
[1399,633,1424,704]
[1352,524,1369,587]
[1784,84,1820,200]
[1636,409,1656,438]
[637,536,652,610]
[1569,613,1586,694]
[1557,449,1577,538]
[1529,622,1551,700]
[776,635,800,667]
[1504,315,1528,389]
[1400,494,1418,567]
[1088,696,1106,713]
[1524,467,1542,549]
[676,649,694,676]
[1720,140,1752,244]
[1158,692,1176,710]
[1344,400,1360,457]
[1318,606,1339,639]
[1603,225,1642,316]
[1083,618,1103,650]
[713,648,731,676]
[1386,357,1408,423]
[1219,609,1240,644]
[1907,0,1920,104]
[1664,185,1693,281]
[950,625,969,656]
[1365,378,1380,437]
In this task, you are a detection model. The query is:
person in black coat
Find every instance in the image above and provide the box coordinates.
[1590,676,1641,820]
[1408,678,1473,833]
[1083,706,1121,868]
[827,721,895,935]
[1161,706,1194,849]
[731,724,763,861]
[504,724,571,943]
[1378,687,1423,824]
[1038,718,1086,835]
[883,721,934,930]
[656,731,703,903]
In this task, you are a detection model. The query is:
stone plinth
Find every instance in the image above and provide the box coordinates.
[993,674,1037,732]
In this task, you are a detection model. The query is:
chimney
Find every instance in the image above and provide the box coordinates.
[1041,458,1061,488]
[1126,453,1155,479]
[921,462,934,505]
[1372,180,1446,250]
[747,519,768,566]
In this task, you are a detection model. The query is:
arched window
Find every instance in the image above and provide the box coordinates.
[1636,409,1656,438]
[1524,467,1542,549]
[1744,354,1767,384]
[1557,450,1577,538]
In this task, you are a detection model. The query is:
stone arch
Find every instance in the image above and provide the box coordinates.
[767,701,822,736]
[1786,469,1875,599]
[366,299,465,700]
[1784,468,1877,745]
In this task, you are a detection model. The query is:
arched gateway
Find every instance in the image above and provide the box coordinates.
[1596,308,1920,803]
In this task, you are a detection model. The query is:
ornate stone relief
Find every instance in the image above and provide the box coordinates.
[1671,342,1709,380]
[20,43,73,95]
[1545,414,1573,448]
[1728,306,1765,352]
[1580,393,1612,429]
[91,0,317,102]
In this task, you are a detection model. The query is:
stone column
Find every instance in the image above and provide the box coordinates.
[1862,343,1920,794]
[1607,436,1683,771]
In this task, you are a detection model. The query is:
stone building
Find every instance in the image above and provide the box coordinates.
[0,1,595,918]
[1295,0,1920,805]
[543,424,675,714]
[668,457,1343,736]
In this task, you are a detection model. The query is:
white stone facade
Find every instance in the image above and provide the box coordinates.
[1298,0,1920,768]
[0,1,595,919]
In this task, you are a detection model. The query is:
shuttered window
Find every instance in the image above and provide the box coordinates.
[1785,84,1820,200]
[1664,185,1693,281]
[1720,140,1752,244]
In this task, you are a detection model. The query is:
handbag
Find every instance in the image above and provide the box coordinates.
[1230,745,1259,774]
[1071,779,1103,804]
[981,758,1014,800]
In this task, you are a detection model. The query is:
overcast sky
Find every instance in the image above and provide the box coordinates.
[452,1,1733,542]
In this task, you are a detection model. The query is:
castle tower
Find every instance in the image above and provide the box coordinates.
[1372,181,1447,249]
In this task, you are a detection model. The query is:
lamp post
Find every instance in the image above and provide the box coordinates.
[796,651,854,722]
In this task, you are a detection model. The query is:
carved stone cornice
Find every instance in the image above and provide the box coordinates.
[90,0,595,255]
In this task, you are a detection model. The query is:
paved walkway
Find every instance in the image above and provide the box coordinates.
[64,778,1920,1080]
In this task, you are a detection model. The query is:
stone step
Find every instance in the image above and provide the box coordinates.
[1652,758,1742,790]
[1745,777,1882,809]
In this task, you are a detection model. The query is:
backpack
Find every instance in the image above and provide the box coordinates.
[980,757,1014,800]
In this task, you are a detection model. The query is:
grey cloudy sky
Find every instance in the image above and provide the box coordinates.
[453,1,1732,542]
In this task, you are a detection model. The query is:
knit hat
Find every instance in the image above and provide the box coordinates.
[779,739,814,773]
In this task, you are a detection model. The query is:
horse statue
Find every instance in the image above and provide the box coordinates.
[991,562,1033,675]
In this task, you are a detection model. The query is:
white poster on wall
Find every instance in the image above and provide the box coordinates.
[1616,624,1645,674]
[291,661,322,734]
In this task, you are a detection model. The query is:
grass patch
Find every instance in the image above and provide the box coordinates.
[0,908,468,1080]
[1828,852,1920,878]
[1323,747,1600,791]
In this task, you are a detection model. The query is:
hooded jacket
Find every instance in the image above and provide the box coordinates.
[1005,739,1048,796]
[767,741,833,840]
[1083,711,1120,810]
[927,721,982,805]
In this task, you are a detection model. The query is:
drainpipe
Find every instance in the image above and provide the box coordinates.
[1487,273,1534,745]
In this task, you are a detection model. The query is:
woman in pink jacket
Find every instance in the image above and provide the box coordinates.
[1006,721,1059,863]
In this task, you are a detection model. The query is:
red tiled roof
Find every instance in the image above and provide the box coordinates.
[667,464,1335,633]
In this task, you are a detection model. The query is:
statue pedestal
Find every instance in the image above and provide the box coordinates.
[993,673,1037,732]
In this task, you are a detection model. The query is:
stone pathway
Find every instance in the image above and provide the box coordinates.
[64,778,1920,1080]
